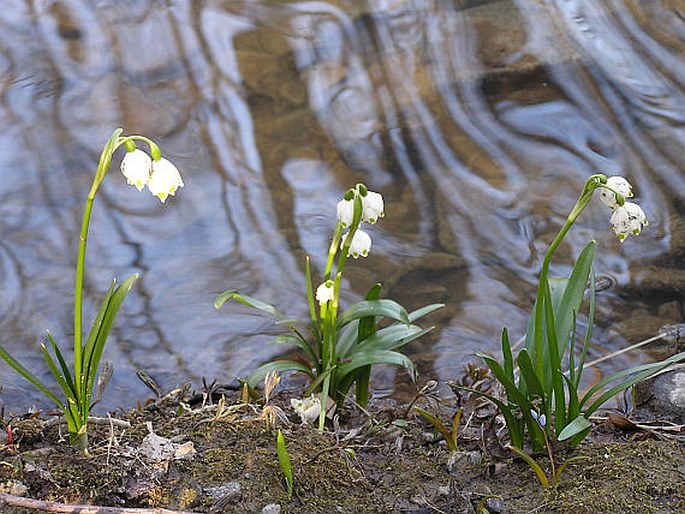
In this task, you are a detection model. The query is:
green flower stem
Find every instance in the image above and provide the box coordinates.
[532,174,605,378]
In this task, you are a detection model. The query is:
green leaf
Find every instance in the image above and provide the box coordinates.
[502,328,514,384]
[337,300,410,329]
[508,445,549,488]
[543,285,566,431]
[0,344,65,410]
[516,349,544,400]
[415,407,457,451]
[247,360,315,388]
[554,241,595,356]
[82,273,138,418]
[46,331,76,398]
[408,303,445,323]
[579,351,685,414]
[336,350,415,383]
[553,456,589,486]
[214,290,286,319]
[277,430,293,500]
[354,283,382,408]
[558,415,592,441]
[348,325,432,355]
[271,335,317,367]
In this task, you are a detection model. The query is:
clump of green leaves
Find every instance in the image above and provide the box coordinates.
[457,174,685,452]
[414,406,462,452]
[216,184,443,430]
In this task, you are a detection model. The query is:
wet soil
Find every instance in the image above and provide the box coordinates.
[0,379,683,514]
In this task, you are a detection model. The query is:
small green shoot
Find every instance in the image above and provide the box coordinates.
[277,429,293,500]
[414,406,462,452]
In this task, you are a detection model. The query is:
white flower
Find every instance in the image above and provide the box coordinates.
[148,158,184,203]
[361,190,384,224]
[610,201,648,242]
[341,228,372,258]
[337,198,355,228]
[290,395,321,425]
[315,281,335,305]
[599,176,633,210]
[120,149,152,191]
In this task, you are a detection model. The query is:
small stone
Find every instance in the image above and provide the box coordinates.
[446,450,483,474]
[635,369,685,423]
[261,503,281,514]
[484,497,508,514]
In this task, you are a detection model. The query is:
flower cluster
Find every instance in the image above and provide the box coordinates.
[120,148,184,203]
[336,186,384,258]
[599,176,648,242]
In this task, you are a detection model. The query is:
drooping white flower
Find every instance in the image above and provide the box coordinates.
[120,149,152,191]
[290,394,321,425]
[599,176,633,210]
[337,198,355,228]
[148,158,184,203]
[315,280,335,305]
[361,190,384,224]
[341,229,372,258]
[610,201,648,242]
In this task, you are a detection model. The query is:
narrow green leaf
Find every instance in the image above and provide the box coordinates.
[46,331,76,398]
[553,456,589,486]
[348,325,432,355]
[214,290,286,319]
[0,345,65,409]
[574,266,596,389]
[271,335,317,367]
[509,445,549,488]
[415,407,457,451]
[247,360,315,388]
[82,273,138,415]
[336,300,410,329]
[354,283,382,408]
[516,349,544,400]
[408,303,445,323]
[557,415,592,441]
[336,350,415,383]
[304,256,319,328]
[502,328,514,384]
[277,430,293,500]
[543,286,566,431]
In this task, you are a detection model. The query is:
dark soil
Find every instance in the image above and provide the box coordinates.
[0,378,683,514]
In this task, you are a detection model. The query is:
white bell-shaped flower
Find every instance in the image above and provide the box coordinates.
[341,229,372,258]
[290,395,321,425]
[599,176,633,210]
[336,198,355,228]
[315,280,335,305]
[610,201,648,242]
[361,190,384,224]
[148,158,184,203]
[120,149,152,191]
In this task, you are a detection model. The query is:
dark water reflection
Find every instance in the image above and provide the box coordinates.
[0,0,683,412]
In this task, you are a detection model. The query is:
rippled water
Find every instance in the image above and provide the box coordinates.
[1,0,683,412]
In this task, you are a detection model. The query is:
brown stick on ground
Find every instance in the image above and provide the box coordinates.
[0,492,199,514]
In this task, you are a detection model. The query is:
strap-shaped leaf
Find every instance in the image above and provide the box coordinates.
[247,360,315,388]
[41,343,77,405]
[337,300,410,329]
[355,283,382,408]
[557,415,592,441]
[336,350,415,383]
[271,335,317,366]
[214,290,286,319]
[502,328,514,384]
[408,303,445,323]
[554,241,594,357]
[0,345,64,409]
[516,349,544,400]
[579,351,685,413]
[348,324,433,355]
[46,331,76,399]
[82,273,138,416]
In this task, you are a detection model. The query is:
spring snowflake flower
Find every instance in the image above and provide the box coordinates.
[120,149,152,191]
[599,176,633,210]
[316,281,335,305]
[337,197,355,228]
[361,190,384,224]
[610,201,648,242]
[290,395,321,425]
[341,229,372,258]
[148,158,184,203]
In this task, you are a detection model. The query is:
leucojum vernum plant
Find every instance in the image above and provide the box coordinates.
[457,174,685,485]
[0,128,183,453]
[215,184,444,430]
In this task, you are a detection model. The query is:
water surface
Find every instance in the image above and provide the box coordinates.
[0,0,683,412]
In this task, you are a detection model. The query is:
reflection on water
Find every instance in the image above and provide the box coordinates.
[0,0,683,411]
